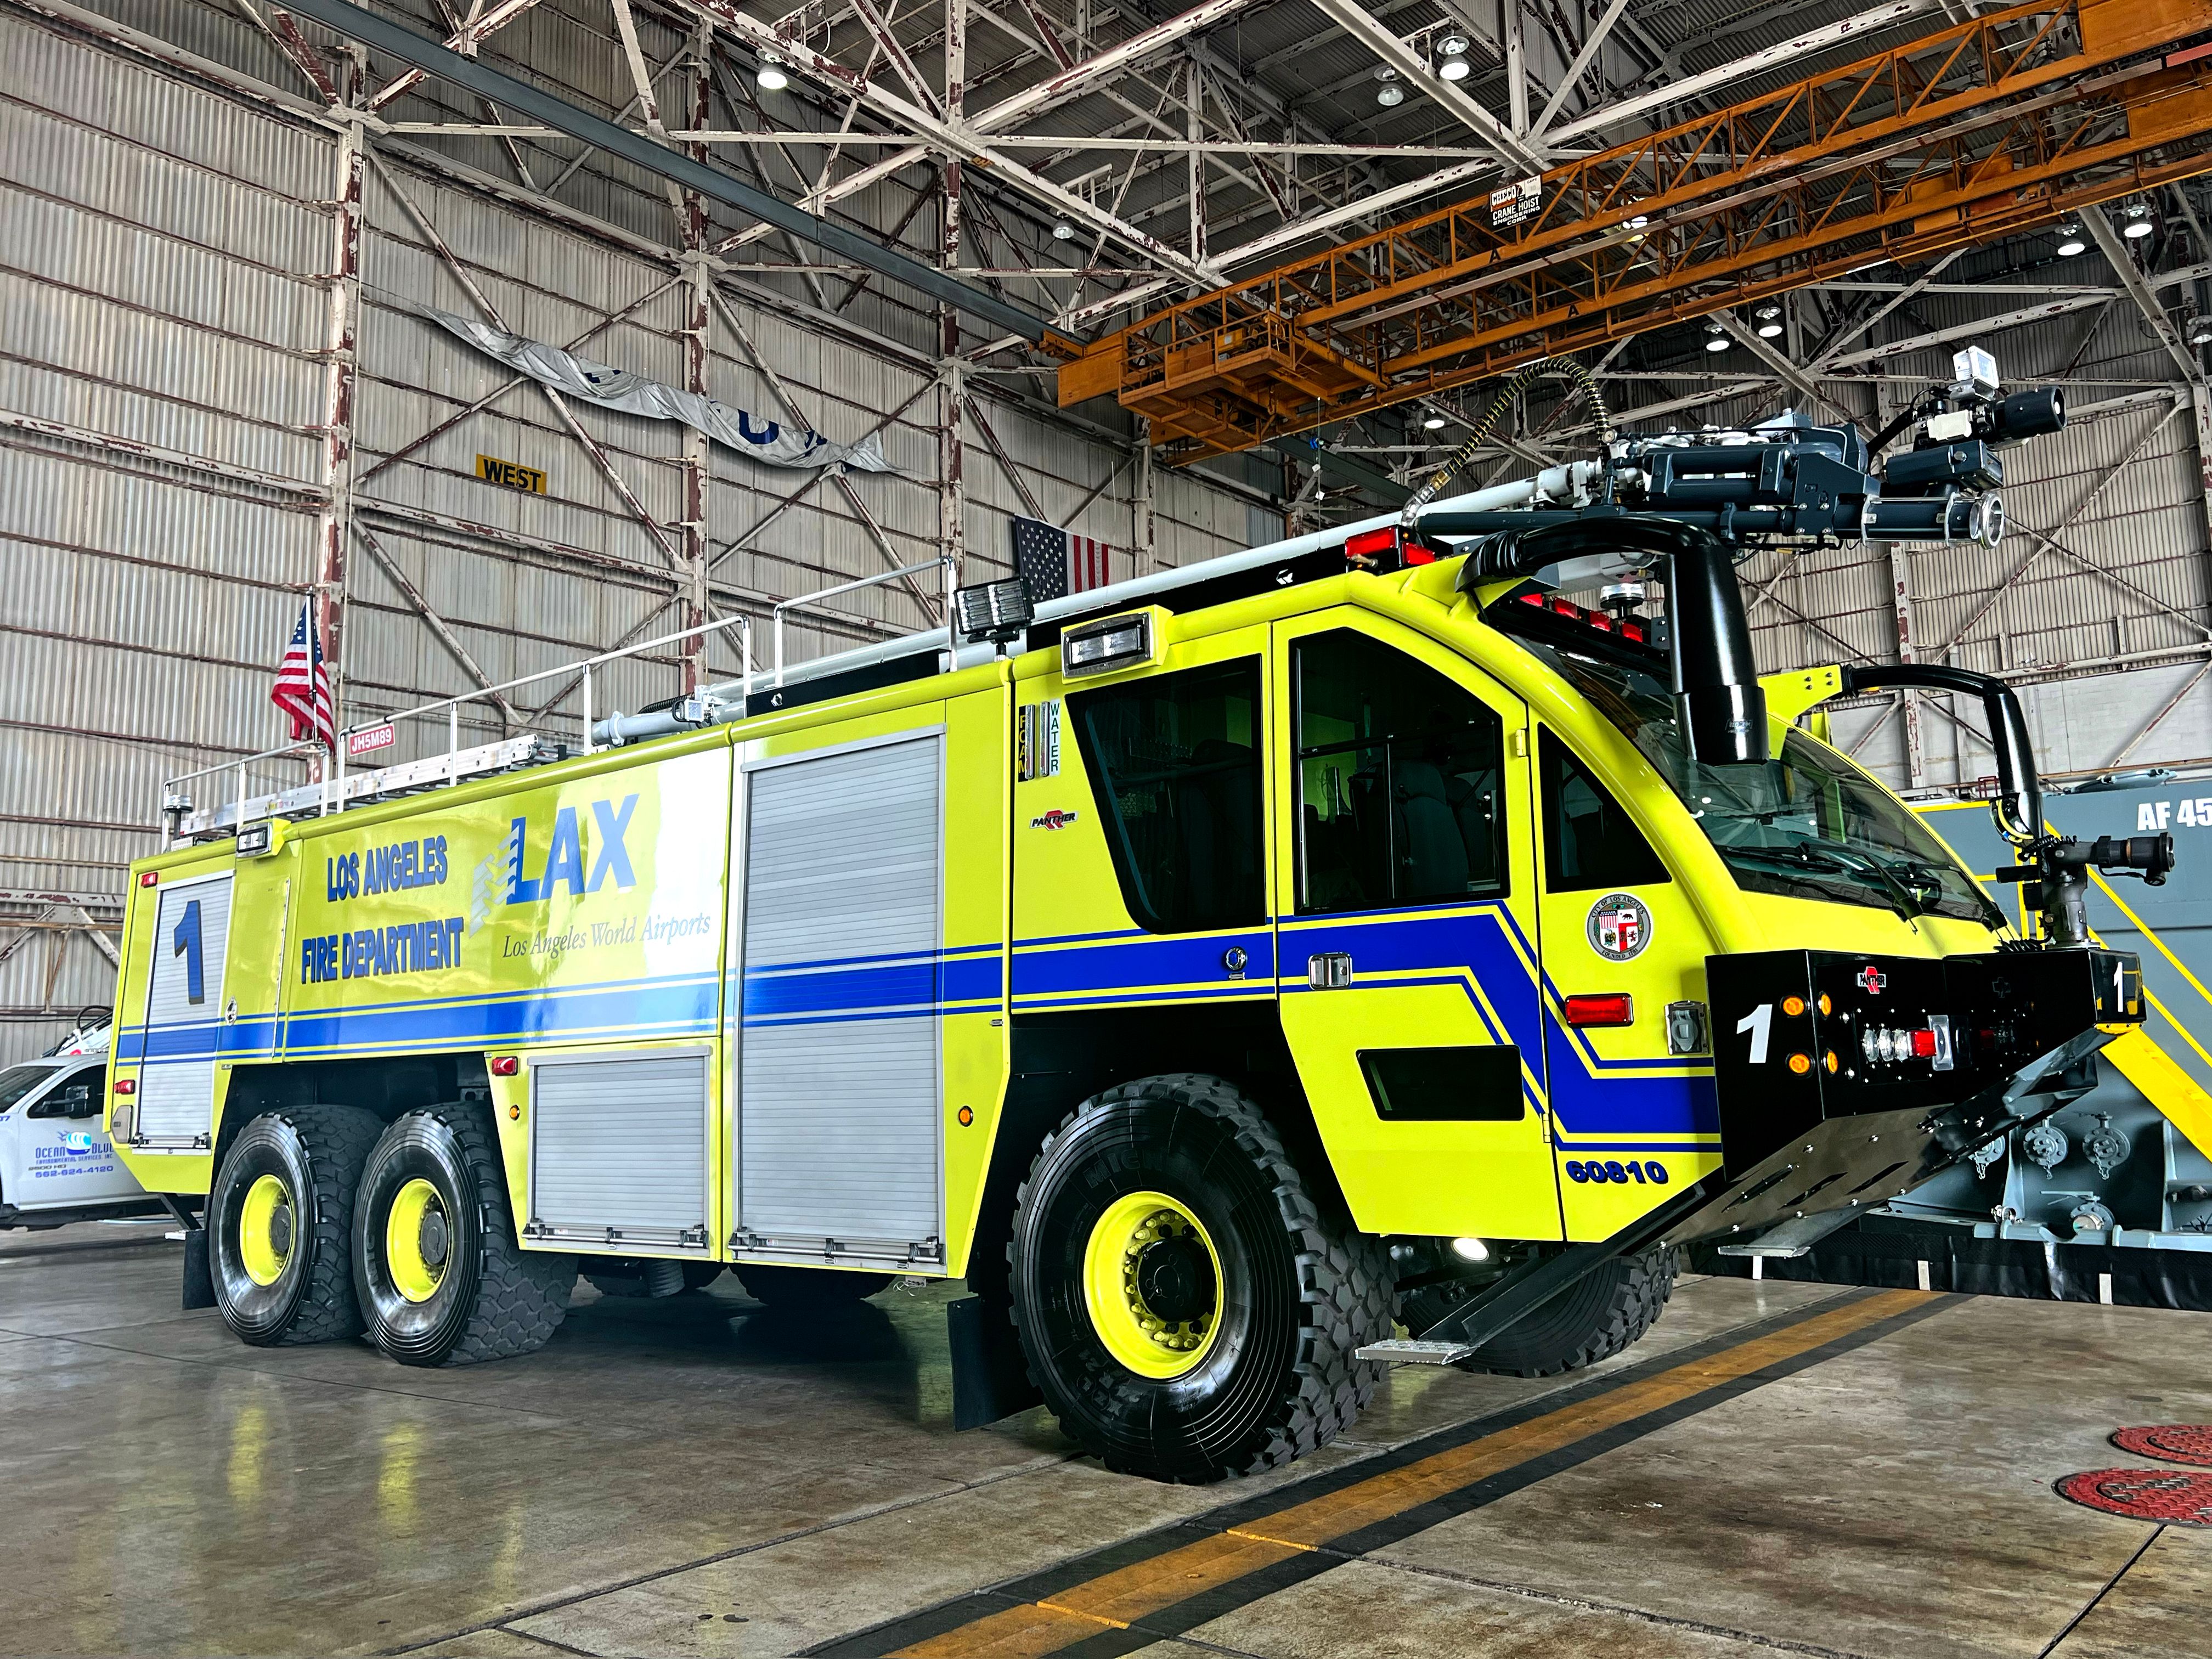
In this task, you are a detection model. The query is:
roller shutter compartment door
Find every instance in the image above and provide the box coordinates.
[134,874,235,1148]
[527,1049,712,1250]
[739,732,944,1262]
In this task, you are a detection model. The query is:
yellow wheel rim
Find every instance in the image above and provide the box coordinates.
[237,1173,292,1288]
[385,1177,448,1304]
[1081,1190,1223,1380]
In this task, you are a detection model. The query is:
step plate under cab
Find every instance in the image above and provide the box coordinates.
[1355,1338,1481,1365]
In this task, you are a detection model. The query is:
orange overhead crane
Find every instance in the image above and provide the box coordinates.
[1057,0,2212,461]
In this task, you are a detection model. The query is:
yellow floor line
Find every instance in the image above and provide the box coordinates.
[896,1288,1933,1657]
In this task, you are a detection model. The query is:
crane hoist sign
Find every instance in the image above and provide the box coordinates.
[1489,176,1542,227]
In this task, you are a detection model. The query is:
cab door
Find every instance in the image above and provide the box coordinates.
[1530,725,1724,1239]
[1271,613,1562,1242]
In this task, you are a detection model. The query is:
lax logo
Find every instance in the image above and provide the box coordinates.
[469,793,640,934]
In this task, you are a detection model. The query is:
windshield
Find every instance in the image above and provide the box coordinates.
[1523,641,2005,928]
[0,1063,62,1114]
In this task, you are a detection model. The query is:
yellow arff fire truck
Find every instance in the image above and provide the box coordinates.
[110,364,2165,1481]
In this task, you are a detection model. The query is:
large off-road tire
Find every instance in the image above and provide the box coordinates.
[736,1265,892,1306]
[1401,1246,1679,1377]
[1008,1073,1391,1483]
[208,1105,381,1346]
[352,1103,574,1367]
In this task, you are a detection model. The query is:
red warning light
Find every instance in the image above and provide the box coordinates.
[1564,993,1636,1028]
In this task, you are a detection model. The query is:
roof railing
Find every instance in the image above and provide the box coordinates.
[159,556,954,847]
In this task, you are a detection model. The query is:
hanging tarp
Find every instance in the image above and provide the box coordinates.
[414,302,896,474]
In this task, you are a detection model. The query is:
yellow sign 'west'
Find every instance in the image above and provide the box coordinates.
[474,454,546,493]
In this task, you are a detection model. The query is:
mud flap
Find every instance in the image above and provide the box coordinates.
[159,1192,216,1310]
[181,1227,216,1311]
[947,1294,1042,1429]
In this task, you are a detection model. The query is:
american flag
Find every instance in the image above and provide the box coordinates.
[1012,515,1114,602]
[272,600,336,752]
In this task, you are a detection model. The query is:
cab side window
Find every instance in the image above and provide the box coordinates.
[1539,729,1668,891]
[1294,630,1508,913]
[1069,658,1264,933]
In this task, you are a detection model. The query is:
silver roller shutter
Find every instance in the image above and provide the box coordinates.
[527,1049,712,1250]
[136,874,234,1147]
[738,732,944,1262]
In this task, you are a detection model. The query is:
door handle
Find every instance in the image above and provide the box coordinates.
[1307,952,1352,990]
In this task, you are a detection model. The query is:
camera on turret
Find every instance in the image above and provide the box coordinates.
[1867,348,2067,546]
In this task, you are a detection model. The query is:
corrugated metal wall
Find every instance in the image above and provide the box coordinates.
[0,0,1264,1062]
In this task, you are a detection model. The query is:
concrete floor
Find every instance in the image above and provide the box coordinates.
[3,1224,2208,1659]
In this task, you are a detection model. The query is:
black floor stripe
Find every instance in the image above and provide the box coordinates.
[812,1289,1960,1658]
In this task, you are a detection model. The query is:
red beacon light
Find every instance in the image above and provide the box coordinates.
[1343,526,1440,572]
[1517,591,1650,646]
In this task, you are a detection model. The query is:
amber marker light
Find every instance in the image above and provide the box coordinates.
[1788,1053,1813,1074]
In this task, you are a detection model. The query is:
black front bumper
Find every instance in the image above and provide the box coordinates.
[1661,946,2142,1246]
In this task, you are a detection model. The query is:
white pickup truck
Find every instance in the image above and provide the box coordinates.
[0,1019,161,1228]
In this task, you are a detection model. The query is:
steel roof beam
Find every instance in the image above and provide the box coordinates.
[1547,0,1942,146]
[1303,0,1547,174]
[279,0,1076,348]
[363,0,543,112]
[2084,205,2205,386]
[672,0,1227,287]
[1532,0,1633,137]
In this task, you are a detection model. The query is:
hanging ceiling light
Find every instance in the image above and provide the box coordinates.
[2055,222,2086,256]
[1423,415,1446,430]
[1375,65,1404,107]
[1051,220,1076,241]
[1705,319,1731,353]
[2191,315,2212,347]
[757,57,788,91]
[1754,301,1784,339]
[1436,32,1471,80]
[2123,200,2155,239]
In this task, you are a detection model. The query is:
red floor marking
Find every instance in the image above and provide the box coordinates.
[2056,1468,2212,1526]
[2112,1425,2212,1468]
